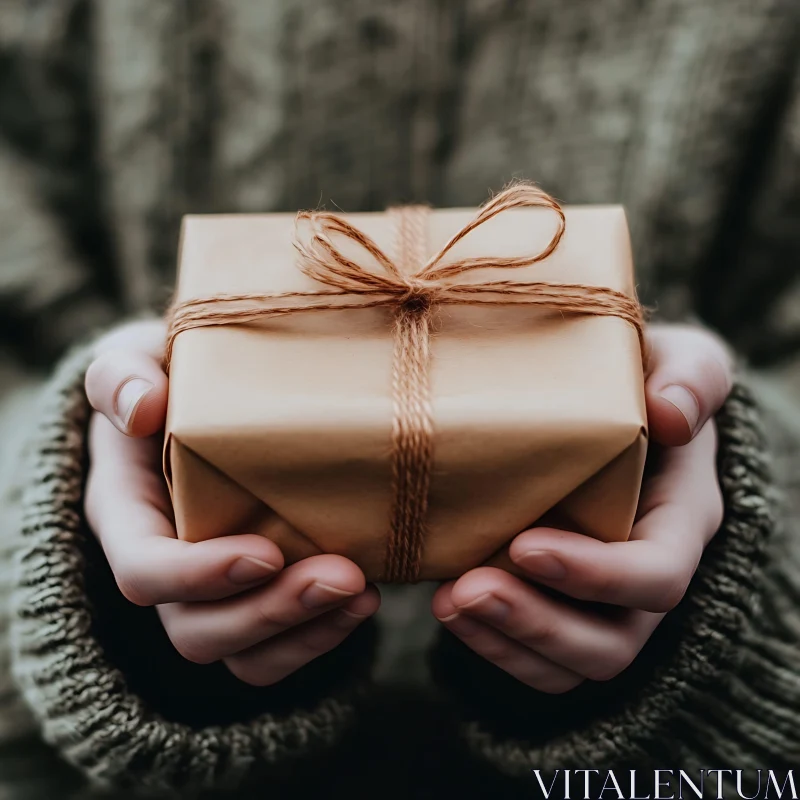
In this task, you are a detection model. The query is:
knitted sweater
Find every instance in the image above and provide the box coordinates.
[1,1,800,797]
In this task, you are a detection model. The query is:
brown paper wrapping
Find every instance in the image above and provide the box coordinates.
[164,204,647,582]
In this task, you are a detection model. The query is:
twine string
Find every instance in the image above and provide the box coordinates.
[165,183,645,582]
[385,205,435,583]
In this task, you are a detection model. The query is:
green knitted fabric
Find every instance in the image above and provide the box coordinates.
[430,382,795,774]
[9,341,378,794]
[1,1,800,795]
[8,341,797,796]
[1,2,799,368]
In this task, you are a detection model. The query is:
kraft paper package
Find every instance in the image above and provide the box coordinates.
[163,185,647,583]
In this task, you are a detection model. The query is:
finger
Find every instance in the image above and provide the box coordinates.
[158,555,370,664]
[93,318,167,360]
[447,567,663,681]
[85,348,168,437]
[224,587,381,685]
[645,324,733,446]
[633,419,723,537]
[509,422,722,612]
[87,414,284,605]
[432,582,584,693]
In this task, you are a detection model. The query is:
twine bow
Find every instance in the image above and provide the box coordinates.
[165,183,645,583]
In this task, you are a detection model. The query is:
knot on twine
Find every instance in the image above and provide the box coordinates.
[396,282,435,311]
[165,182,645,583]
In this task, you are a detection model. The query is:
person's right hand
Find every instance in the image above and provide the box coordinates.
[84,319,380,685]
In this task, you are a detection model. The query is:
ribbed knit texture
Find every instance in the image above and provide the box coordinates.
[430,382,794,776]
[9,341,377,795]
[7,356,796,797]
[1,1,800,796]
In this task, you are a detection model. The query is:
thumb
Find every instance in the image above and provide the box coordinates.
[85,348,168,437]
[645,324,734,447]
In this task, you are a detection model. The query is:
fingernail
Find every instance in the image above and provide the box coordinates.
[228,556,279,585]
[301,582,357,609]
[114,377,154,429]
[459,593,511,626]
[516,550,567,580]
[659,384,700,434]
[439,612,482,636]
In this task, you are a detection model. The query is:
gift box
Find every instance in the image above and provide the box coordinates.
[163,185,647,583]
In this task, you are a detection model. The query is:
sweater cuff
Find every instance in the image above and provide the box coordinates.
[9,338,377,794]
[429,380,776,774]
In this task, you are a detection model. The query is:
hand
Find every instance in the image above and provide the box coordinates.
[84,320,380,686]
[432,323,733,693]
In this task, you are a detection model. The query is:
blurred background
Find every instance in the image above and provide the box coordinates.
[1,2,799,370]
[0,0,798,793]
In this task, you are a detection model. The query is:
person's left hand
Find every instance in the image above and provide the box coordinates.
[432,323,733,693]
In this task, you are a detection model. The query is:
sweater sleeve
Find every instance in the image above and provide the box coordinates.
[428,376,800,774]
[6,338,378,795]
